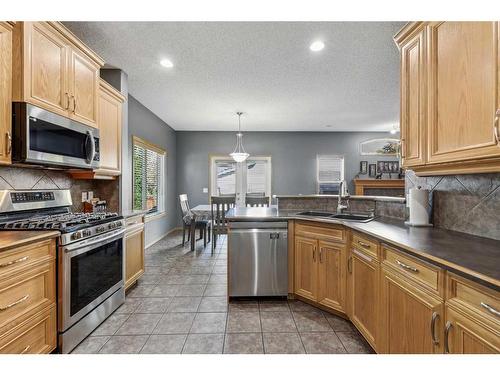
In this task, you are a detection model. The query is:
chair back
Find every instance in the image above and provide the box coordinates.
[179,194,192,224]
[210,196,236,234]
[245,196,270,207]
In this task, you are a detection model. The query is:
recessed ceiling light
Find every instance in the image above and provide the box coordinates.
[160,59,174,68]
[310,40,325,52]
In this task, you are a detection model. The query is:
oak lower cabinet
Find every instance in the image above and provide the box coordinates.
[395,21,500,175]
[348,246,380,350]
[0,236,57,353]
[125,215,145,291]
[12,22,104,128]
[293,222,347,314]
[0,22,13,165]
[380,265,444,353]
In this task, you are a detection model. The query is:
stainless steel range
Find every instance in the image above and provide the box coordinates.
[0,189,125,354]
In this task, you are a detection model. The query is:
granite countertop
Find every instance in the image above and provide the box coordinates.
[226,207,500,290]
[121,209,149,219]
[0,231,60,252]
[274,194,406,203]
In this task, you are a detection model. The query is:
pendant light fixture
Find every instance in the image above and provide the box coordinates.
[230,111,250,162]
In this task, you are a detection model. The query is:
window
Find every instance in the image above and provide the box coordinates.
[210,156,272,205]
[317,155,344,194]
[133,136,166,215]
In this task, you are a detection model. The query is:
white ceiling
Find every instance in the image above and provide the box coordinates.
[64,22,405,132]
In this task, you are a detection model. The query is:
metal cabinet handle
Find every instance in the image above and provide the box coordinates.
[400,138,406,159]
[480,302,500,317]
[65,92,70,109]
[396,259,419,273]
[444,321,452,354]
[312,248,316,262]
[357,240,371,249]
[0,294,29,311]
[494,109,500,145]
[20,345,31,354]
[6,131,12,155]
[0,255,29,268]
[348,256,352,273]
[71,95,76,112]
[430,311,439,345]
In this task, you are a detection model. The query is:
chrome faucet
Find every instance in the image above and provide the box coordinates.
[337,180,349,214]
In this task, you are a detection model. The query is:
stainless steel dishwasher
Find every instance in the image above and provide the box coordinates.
[228,221,288,297]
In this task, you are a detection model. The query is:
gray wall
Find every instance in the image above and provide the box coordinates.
[176,131,397,223]
[128,95,177,247]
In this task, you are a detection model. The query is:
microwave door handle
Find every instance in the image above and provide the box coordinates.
[85,131,95,164]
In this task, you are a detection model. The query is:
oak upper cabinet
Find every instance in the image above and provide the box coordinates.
[444,273,499,354]
[317,240,346,312]
[294,235,318,302]
[396,25,427,168]
[0,22,13,165]
[125,215,145,291]
[12,22,104,127]
[95,79,125,176]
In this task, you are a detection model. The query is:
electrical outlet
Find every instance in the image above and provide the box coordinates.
[81,192,88,202]
[203,188,208,193]
[88,191,94,201]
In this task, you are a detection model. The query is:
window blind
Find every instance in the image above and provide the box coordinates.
[215,161,236,195]
[317,155,344,182]
[246,160,267,196]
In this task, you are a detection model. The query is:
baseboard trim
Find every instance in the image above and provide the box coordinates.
[145,226,182,249]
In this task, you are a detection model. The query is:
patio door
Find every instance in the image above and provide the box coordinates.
[210,156,272,207]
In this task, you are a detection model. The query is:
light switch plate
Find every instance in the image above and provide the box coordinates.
[203,188,208,193]
[88,191,94,201]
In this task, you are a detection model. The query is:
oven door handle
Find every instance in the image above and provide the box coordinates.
[63,228,125,254]
[85,130,96,164]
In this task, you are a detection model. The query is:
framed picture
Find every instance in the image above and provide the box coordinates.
[376,161,385,173]
[360,161,368,174]
[369,163,376,177]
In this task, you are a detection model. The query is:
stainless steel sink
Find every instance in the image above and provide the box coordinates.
[296,211,374,223]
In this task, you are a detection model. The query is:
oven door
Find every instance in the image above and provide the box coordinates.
[59,228,125,332]
[13,103,100,169]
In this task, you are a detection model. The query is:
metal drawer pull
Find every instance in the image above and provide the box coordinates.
[357,240,371,249]
[444,321,452,354]
[6,131,12,155]
[396,259,418,273]
[430,311,439,345]
[0,255,29,268]
[480,302,500,317]
[20,345,31,354]
[494,109,500,145]
[312,248,316,262]
[347,256,352,273]
[353,249,372,263]
[0,294,29,311]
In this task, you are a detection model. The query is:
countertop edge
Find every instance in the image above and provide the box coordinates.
[274,194,406,203]
[0,230,60,252]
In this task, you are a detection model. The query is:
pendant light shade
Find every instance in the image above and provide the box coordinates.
[230,112,249,162]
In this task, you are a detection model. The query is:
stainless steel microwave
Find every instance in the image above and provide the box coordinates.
[12,103,100,169]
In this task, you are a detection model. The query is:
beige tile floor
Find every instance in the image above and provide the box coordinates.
[71,232,373,354]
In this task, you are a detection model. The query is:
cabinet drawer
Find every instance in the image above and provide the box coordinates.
[0,261,56,334]
[447,273,500,324]
[0,239,55,278]
[0,305,56,354]
[295,222,345,243]
[382,245,443,296]
[126,215,144,227]
[352,232,379,259]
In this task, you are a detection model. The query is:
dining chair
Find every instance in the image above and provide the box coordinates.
[179,194,211,251]
[210,195,236,253]
[245,196,270,207]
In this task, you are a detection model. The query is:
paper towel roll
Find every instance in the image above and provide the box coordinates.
[408,187,430,226]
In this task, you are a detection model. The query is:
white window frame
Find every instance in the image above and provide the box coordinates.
[132,136,166,219]
[316,154,345,193]
[209,155,272,206]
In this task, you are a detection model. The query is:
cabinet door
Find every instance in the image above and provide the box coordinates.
[400,27,426,167]
[380,267,444,353]
[96,86,122,174]
[26,22,68,116]
[294,236,318,302]
[427,22,500,163]
[69,48,99,128]
[0,23,12,165]
[125,227,145,290]
[445,306,499,354]
[317,240,345,313]
[350,248,379,350]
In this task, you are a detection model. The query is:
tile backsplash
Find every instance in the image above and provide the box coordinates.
[0,166,119,213]
[405,170,500,240]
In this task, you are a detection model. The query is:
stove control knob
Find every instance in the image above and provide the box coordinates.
[71,232,82,241]
[116,221,123,227]
[82,229,92,237]
[109,222,117,230]
[96,226,105,233]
